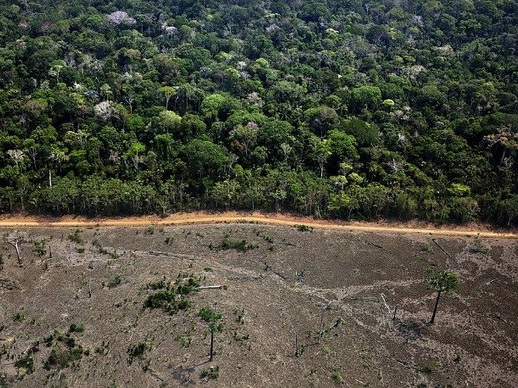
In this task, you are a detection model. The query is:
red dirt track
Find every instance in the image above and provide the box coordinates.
[0,212,516,238]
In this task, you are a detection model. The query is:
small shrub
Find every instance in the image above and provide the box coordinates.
[211,238,258,252]
[68,323,85,334]
[144,275,200,314]
[178,336,192,348]
[471,239,488,254]
[13,313,25,322]
[67,229,84,244]
[15,355,34,374]
[331,368,344,384]
[295,224,313,232]
[164,236,174,245]
[233,332,250,342]
[416,361,436,374]
[419,242,431,252]
[254,229,273,243]
[146,279,167,290]
[127,343,147,365]
[44,345,84,370]
[105,275,122,288]
[200,365,219,380]
[33,239,47,257]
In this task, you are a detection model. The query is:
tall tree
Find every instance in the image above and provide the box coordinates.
[425,268,459,324]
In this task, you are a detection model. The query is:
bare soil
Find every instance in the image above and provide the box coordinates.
[0,216,516,387]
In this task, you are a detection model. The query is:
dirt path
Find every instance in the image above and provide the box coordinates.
[0,211,516,239]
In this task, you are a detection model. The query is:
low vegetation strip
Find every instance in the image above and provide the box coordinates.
[0,212,516,239]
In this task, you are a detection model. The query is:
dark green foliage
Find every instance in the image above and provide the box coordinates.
[43,332,84,370]
[416,361,437,374]
[12,313,24,322]
[33,239,47,257]
[67,230,83,244]
[210,238,258,252]
[68,323,85,334]
[105,275,122,288]
[295,224,314,232]
[44,346,83,370]
[199,307,222,325]
[143,274,200,314]
[15,355,34,374]
[425,269,459,324]
[200,365,219,380]
[0,0,516,226]
[127,343,147,365]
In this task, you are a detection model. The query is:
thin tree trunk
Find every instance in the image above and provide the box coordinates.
[209,329,214,361]
[430,290,442,324]
[7,241,22,266]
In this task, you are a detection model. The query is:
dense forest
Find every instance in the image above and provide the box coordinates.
[0,0,517,225]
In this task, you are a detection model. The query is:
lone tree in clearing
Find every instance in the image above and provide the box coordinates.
[425,268,459,324]
[199,307,222,361]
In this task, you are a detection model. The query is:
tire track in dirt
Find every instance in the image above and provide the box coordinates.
[0,212,516,239]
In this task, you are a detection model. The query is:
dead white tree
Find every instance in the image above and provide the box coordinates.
[5,231,28,266]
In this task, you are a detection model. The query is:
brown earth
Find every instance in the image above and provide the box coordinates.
[0,215,517,387]
[0,211,516,238]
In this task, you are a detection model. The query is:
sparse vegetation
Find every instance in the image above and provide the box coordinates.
[416,361,436,375]
[0,224,515,387]
[331,368,344,384]
[210,238,258,252]
[13,313,25,322]
[105,275,122,288]
[419,242,432,252]
[33,239,48,257]
[15,354,35,374]
[144,274,200,314]
[68,323,85,334]
[471,239,489,254]
[67,230,84,244]
[127,342,148,365]
[200,365,219,380]
[43,332,85,371]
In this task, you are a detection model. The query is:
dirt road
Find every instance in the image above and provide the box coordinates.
[0,212,516,239]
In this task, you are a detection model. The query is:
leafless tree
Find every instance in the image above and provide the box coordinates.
[5,231,28,266]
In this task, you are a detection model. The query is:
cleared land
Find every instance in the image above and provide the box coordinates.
[0,219,516,387]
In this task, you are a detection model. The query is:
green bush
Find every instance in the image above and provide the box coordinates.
[200,365,219,380]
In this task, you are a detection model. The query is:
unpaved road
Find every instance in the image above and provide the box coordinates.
[0,212,516,239]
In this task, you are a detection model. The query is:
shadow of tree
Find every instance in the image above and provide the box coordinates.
[393,318,428,342]
[170,359,211,386]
